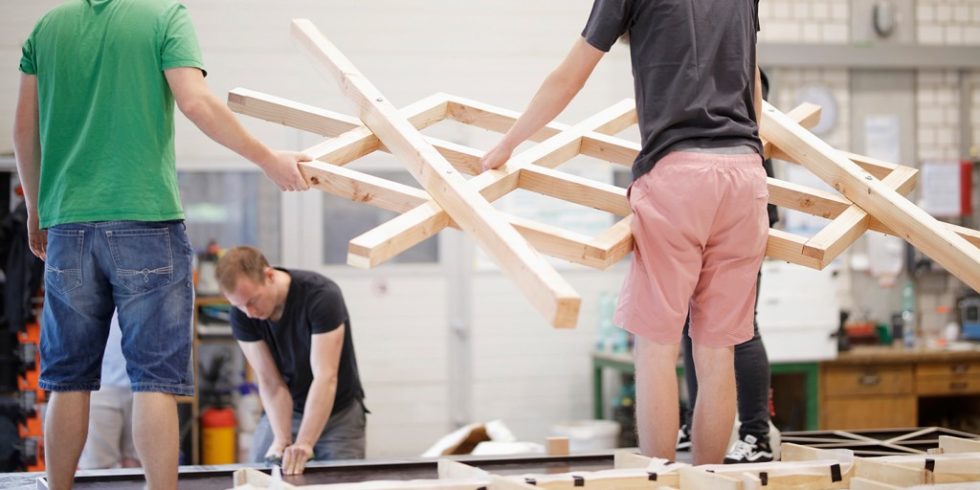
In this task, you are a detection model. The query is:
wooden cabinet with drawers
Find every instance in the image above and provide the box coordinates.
[916,360,980,396]
[821,363,916,429]
[820,348,980,430]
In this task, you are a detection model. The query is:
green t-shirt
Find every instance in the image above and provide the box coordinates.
[19,0,205,228]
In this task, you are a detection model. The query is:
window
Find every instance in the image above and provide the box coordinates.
[321,170,439,265]
[178,171,281,263]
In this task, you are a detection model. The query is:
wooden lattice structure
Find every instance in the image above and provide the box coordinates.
[228,19,980,328]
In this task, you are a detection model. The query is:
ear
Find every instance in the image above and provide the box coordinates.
[263,267,276,284]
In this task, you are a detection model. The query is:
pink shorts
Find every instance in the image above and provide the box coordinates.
[614,151,769,348]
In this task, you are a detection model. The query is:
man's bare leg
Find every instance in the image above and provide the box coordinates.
[691,342,736,465]
[634,336,681,460]
[132,393,179,490]
[45,392,91,490]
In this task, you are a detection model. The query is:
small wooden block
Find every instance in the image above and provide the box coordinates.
[547,437,570,456]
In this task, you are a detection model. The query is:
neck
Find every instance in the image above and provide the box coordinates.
[268,269,291,322]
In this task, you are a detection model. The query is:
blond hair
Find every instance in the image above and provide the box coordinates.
[215,246,270,292]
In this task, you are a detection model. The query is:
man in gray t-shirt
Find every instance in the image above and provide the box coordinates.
[581,0,763,181]
[482,0,765,465]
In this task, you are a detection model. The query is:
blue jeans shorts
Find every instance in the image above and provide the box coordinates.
[39,220,194,395]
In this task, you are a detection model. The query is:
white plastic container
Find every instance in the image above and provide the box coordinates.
[756,260,840,362]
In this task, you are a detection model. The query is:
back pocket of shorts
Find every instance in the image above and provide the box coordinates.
[44,229,84,294]
[106,228,174,294]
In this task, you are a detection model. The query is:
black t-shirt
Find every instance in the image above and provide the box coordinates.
[231,269,364,415]
[582,0,763,181]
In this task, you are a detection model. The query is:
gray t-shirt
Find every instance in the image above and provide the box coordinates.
[582,0,763,181]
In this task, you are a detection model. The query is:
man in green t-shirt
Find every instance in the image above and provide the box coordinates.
[13,1,310,488]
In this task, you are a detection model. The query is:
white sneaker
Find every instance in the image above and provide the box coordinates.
[676,424,692,451]
[724,433,774,464]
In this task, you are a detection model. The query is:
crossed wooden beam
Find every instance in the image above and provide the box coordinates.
[228,19,980,328]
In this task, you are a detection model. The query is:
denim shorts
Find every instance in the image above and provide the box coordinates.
[39,221,194,395]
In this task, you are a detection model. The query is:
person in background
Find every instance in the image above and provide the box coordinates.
[481,0,767,465]
[14,1,309,488]
[216,246,366,476]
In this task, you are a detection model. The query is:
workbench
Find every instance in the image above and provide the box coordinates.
[821,345,980,430]
[592,344,980,433]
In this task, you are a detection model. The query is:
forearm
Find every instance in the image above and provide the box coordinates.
[295,376,338,447]
[754,57,762,121]
[500,69,583,153]
[258,380,294,445]
[13,129,40,213]
[13,106,41,214]
[182,93,275,168]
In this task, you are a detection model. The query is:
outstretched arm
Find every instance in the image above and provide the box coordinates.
[481,37,606,171]
[164,67,310,192]
[754,49,762,119]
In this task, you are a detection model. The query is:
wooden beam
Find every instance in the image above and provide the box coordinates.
[302,161,430,213]
[496,469,682,489]
[612,451,652,470]
[230,89,490,175]
[780,443,853,462]
[855,458,929,486]
[761,100,980,291]
[590,216,634,269]
[765,102,822,159]
[938,435,980,454]
[840,151,901,179]
[444,94,637,141]
[802,205,871,266]
[768,178,849,219]
[446,96,560,141]
[579,132,640,167]
[518,166,630,216]
[767,228,825,269]
[505,215,611,269]
[228,87,360,136]
[770,136,903,181]
[437,460,489,480]
[802,165,919,267]
[768,177,980,247]
[490,475,538,490]
[678,467,741,490]
[292,19,579,327]
[849,478,902,490]
[230,468,297,489]
[299,93,449,166]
